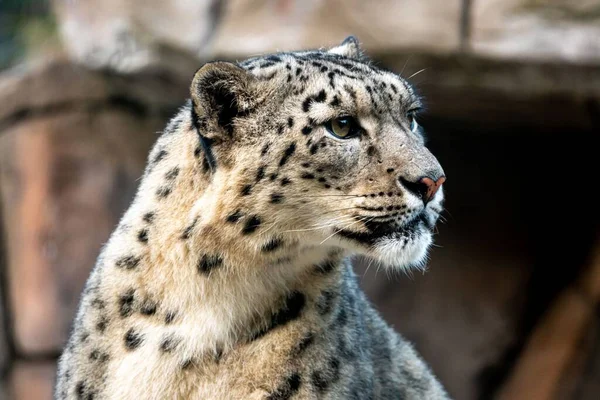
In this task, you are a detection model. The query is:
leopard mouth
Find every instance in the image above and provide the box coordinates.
[334,211,433,247]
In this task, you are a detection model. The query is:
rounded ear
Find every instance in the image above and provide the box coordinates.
[190,61,254,138]
[328,36,362,58]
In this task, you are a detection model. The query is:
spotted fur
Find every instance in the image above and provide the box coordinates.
[56,37,449,399]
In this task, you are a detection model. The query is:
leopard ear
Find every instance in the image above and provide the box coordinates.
[328,36,361,58]
[190,61,255,139]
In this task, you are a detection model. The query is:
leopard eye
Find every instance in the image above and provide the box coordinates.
[325,116,361,139]
[410,114,419,132]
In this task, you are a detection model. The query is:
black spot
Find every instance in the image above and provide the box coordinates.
[124,328,144,350]
[280,177,292,186]
[292,332,314,356]
[301,162,310,168]
[318,177,326,183]
[314,90,327,102]
[317,290,336,315]
[143,212,155,223]
[75,381,95,400]
[91,298,105,309]
[301,173,315,180]
[277,124,285,135]
[329,96,340,107]
[137,229,148,243]
[315,259,337,275]
[119,289,135,317]
[256,166,266,182]
[267,373,302,400]
[391,83,398,93]
[226,210,243,223]
[261,143,271,156]
[181,219,198,239]
[165,311,177,324]
[96,316,108,333]
[302,97,312,112]
[295,67,302,76]
[301,126,312,135]
[270,193,284,204]
[156,186,172,198]
[152,149,168,165]
[194,146,201,158]
[116,255,140,270]
[165,167,180,180]
[198,254,223,274]
[386,168,395,173]
[242,215,262,234]
[311,358,341,393]
[279,142,296,167]
[251,291,305,341]
[241,184,253,196]
[287,117,294,128]
[309,144,319,155]
[90,350,109,363]
[140,300,157,316]
[270,173,279,181]
[160,335,179,353]
[262,237,284,252]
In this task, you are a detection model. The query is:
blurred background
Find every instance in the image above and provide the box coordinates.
[1,0,599,399]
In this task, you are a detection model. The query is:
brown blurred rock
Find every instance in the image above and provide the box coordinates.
[0,59,189,354]
[52,0,221,72]
[472,0,600,63]
[10,361,55,400]
[213,0,462,55]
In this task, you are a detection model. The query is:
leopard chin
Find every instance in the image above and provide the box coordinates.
[370,229,433,271]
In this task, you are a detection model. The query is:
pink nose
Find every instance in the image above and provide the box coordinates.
[419,176,446,203]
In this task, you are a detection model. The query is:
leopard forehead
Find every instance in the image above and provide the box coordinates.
[237,50,421,123]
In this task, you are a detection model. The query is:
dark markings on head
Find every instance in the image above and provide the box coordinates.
[317,290,336,315]
[309,143,319,155]
[270,193,284,204]
[292,332,314,357]
[311,357,341,393]
[124,328,144,350]
[96,315,108,333]
[119,289,135,317]
[277,124,285,135]
[279,142,297,167]
[256,166,266,182]
[143,212,155,224]
[194,146,201,158]
[270,173,279,181]
[241,184,253,196]
[181,218,198,239]
[152,149,168,165]
[301,173,315,180]
[90,349,109,363]
[250,291,305,341]
[329,96,340,107]
[262,237,284,253]
[140,300,158,316]
[156,186,172,198]
[315,259,337,275]
[242,215,262,235]
[165,167,180,180]
[198,254,223,274]
[261,143,271,157]
[226,210,243,223]
[137,229,149,243]
[281,177,292,186]
[301,126,313,135]
[116,255,140,270]
[75,381,96,400]
[160,335,180,353]
[165,311,177,324]
[267,372,302,400]
[287,117,294,128]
